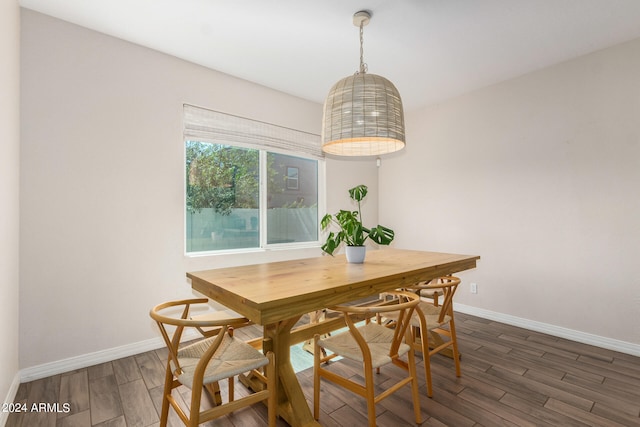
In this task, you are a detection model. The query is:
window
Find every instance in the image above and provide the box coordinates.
[184,105,324,254]
[286,166,299,190]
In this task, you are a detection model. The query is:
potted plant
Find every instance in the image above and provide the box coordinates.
[321,184,395,263]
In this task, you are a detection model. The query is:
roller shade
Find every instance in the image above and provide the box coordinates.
[184,104,323,159]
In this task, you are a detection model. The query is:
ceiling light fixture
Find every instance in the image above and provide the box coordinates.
[321,10,405,157]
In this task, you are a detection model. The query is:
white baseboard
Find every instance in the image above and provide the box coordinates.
[1,371,21,427]
[455,303,640,357]
[20,330,201,383]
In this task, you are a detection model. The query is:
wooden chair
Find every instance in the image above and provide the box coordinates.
[150,298,276,427]
[313,291,422,427]
[407,276,462,397]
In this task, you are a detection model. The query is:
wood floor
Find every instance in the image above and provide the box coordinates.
[7,312,640,426]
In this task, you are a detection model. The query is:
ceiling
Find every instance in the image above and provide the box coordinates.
[19,0,640,111]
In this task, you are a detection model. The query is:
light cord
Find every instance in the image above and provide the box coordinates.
[359,21,368,74]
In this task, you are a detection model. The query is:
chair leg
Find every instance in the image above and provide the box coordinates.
[189,381,203,427]
[313,334,321,421]
[417,325,434,398]
[160,364,174,427]
[364,368,376,427]
[266,352,277,427]
[228,376,234,402]
[449,317,462,377]
[407,346,423,424]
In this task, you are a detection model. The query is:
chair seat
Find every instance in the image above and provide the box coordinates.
[173,335,269,388]
[318,322,410,369]
[413,301,451,329]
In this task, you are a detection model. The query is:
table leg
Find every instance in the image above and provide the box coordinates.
[264,317,320,427]
[204,382,222,406]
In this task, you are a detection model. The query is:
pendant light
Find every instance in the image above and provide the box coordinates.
[321,10,405,156]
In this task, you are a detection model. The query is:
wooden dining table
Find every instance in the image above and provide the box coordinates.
[187,248,480,426]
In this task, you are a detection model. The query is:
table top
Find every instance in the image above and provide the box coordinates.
[187,249,480,325]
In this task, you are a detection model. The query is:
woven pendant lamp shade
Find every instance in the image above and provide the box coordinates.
[321,10,405,156]
[322,72,405,156]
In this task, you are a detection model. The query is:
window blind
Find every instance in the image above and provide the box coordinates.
[183,104,323,159]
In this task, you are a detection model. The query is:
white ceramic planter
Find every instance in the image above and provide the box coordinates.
[345,245,366,263]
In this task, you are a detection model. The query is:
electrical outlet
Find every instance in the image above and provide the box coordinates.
[470,282,478,294]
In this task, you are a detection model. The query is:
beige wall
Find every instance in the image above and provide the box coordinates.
[19,9,377,370]
[380,37,640,346]
[0,0,21,410]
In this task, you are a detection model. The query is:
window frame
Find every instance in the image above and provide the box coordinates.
[183,105,325,256]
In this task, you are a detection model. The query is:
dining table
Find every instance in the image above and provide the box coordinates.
[187,248,480,426]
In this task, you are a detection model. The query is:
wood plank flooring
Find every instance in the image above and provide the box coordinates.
[7,312,640,426]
